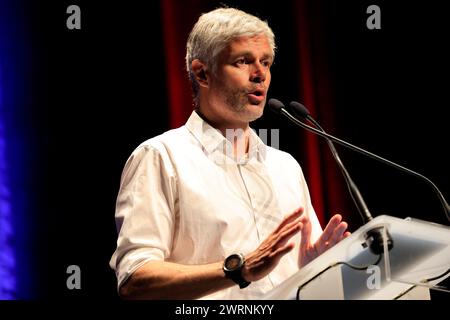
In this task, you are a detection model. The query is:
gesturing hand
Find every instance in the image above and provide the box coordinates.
[298,213,351,268]
[242,207,304,282]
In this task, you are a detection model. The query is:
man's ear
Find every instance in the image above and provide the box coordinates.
[191,59,209,87]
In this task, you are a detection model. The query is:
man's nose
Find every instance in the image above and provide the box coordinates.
[250,62,266,83]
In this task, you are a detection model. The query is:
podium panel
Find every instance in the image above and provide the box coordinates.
[262,215,450,300]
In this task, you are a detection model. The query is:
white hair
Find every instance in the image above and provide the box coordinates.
[186,7,276,106]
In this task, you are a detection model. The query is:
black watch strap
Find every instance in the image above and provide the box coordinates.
[229,273,251,289]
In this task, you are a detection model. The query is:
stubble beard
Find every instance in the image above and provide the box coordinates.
[222,85,265,122]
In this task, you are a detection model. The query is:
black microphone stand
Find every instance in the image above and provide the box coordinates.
[278,104,392,254]
[278,107,450,223]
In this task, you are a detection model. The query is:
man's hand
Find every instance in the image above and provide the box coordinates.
[242,207,304,282]
[298,213,351,268]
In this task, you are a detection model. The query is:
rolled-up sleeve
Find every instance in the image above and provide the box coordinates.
[109,143,177,289]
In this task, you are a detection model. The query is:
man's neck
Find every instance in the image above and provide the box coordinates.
[195,108,250,159]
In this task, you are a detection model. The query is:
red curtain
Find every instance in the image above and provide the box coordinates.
[295,0,326,223]
[161,0,350,226]
[294,0,350,225]
[160,0,203,128]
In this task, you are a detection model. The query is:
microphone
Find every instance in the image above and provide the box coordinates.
[289,101,373,224]
[269,99,392,254]
[268,98,450,254]
[287,100,394,254]
[268,98,450,223]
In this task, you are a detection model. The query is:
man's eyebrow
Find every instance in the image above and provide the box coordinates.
[230,51,274,60]
[230,51,252,58]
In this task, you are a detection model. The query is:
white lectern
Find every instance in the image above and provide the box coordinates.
[262,215,450,300]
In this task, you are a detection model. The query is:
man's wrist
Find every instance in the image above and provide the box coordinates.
[223,253,251,289]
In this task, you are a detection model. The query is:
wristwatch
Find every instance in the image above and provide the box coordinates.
[223,253,251,289]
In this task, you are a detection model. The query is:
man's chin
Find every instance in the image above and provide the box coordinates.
[245,103,265,122]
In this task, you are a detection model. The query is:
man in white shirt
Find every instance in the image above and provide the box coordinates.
[110,7,350,299]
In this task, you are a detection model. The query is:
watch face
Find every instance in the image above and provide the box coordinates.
[225,254,243,271]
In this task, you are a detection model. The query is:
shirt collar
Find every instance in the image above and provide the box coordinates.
[185,110,267,162]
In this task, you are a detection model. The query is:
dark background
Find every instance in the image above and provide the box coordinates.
[9,0,449,299]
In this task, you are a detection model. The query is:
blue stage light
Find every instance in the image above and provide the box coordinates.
[0,56,16,300]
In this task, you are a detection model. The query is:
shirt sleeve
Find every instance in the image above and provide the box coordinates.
[109,143,178,289]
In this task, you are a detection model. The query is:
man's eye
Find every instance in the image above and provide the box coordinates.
[235,58,246,65]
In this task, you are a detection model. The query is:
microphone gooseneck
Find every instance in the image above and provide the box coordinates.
[289,101,373,224]
[283,100,392,253]
[286,100,395,254]
[268,98,450,223]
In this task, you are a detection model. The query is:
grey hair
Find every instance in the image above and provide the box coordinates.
[185,7,276,107]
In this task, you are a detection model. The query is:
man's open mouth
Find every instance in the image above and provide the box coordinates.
[247,89,266,104]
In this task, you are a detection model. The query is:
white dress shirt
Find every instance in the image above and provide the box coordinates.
[110,110,323,299]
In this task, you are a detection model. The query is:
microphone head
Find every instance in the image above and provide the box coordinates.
[289,101,310,119]
[267,98,285,114]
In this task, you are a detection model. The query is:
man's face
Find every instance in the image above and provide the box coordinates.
[207,34,273,125]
